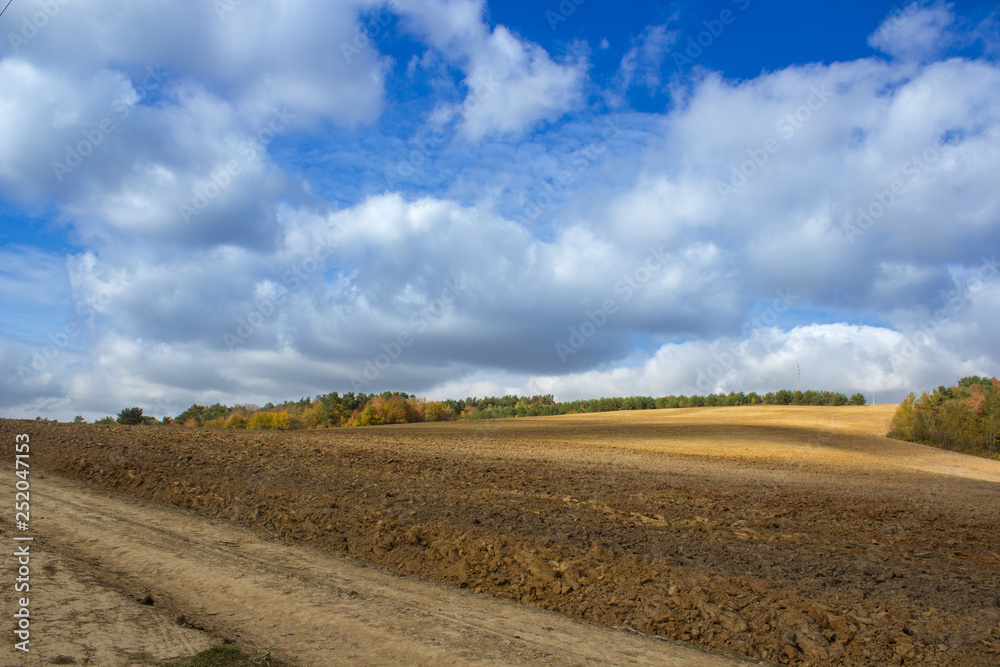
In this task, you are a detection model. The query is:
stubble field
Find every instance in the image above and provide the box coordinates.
[2,405,999,665]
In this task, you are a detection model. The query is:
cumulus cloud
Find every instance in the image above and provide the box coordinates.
[430,316,994,406]
[398,0,587,139]
[6,0,389,127]
[868,2,957,62]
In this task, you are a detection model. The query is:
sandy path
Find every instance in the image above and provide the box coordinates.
[4,471,747,666]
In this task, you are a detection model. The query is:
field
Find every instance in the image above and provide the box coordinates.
[2,406,1000,665]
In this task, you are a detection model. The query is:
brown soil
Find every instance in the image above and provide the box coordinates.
[1,471,740,666]
[3,406,1000,665]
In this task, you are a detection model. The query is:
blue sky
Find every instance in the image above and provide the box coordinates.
[1,0,998,420]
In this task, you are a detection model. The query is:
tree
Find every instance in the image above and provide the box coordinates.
[224,413,249,429]
[116,407,144,425]
[888,378,1000,457]
[423,401,455,422]
[73,415,86,424]
[176,404,206,426]
[849,393,867,406]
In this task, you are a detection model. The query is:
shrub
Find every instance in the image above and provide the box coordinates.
[272,411,291,430]
[247,412,272,430]
[423,401,455,422]
[73,415,85,424]
[224,413,248,429]
[247,411,291,430]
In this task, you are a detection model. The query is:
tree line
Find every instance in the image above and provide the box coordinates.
[97,388,866,429]
[888,376,1000,459]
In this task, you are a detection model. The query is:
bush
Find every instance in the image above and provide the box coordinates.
[247,411,291,430]
[224,413,248,429]
[116,407,144,425]
[423,401,455,422]
[73,415,85,424]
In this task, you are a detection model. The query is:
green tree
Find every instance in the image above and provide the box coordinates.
[176,404,206,426]
[116,407,144,425]
[73,415,85,424]
[849,393,867,406]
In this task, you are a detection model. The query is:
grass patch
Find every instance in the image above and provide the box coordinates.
[162,644,288,667]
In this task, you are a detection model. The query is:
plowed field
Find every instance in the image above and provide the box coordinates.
[3,406,1000,665]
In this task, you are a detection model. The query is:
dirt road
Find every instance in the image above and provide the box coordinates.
[1,468,745,666]
[2,406,1000,665]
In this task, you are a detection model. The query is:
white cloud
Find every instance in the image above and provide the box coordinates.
[7,0,389,128]
[398,0,587,139]
[433,319,991,405]
[618,22,678,93]
[869,2,956,62]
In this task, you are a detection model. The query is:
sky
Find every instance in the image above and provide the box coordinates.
[1,0,999,420]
